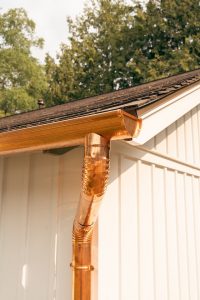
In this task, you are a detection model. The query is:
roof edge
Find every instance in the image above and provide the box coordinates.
[0,109,141,156]
[130,82,200,145]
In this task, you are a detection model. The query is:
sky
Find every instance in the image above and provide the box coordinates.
[1,0,86,62]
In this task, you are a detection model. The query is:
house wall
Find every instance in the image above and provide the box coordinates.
[0,149,83,300]
[0,106,199,300]
[144,104,200,165]
[98,143,200,300]
[98,104,200,300]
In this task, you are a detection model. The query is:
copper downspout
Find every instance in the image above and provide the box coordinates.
[71,133,110,300]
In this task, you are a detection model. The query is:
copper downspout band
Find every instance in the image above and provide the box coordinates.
[71,133,110,300]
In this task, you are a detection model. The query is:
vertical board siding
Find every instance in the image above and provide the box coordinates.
[98,154,120,300]
[185,175,199,300]
[144,104,200,166]
[153,166,168,300]
[175,172,190,300]
[24,154,58,300]
[193,177,200,296]
[138,162,154,300]
[0,148,83,300]
[165,169,180,300]
[55,149,82,300]
[99,141,200,299]
[0,156,31,300]
[120,158,139,300]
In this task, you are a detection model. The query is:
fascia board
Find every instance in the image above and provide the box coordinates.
[129,83,200,145]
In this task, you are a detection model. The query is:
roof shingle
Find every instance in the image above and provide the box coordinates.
[0,68,200,133]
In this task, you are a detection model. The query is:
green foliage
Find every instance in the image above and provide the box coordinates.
[44,50,75,106]
[45,0,200,105]
[0,8,47,115]
[45,0,134,103]
[0,88,36,115]
[128,0,200,80]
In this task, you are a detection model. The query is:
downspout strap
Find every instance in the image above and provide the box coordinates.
[70,263,94,271]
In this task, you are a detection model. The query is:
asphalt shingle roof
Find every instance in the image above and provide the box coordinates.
[0,68,200,133]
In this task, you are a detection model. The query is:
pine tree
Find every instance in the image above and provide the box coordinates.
[45,0,200,104]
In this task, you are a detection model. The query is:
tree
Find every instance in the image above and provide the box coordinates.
[0,8,47,115]
[44,51,75,106]
[45,0,134,103]
[127,0,200,81]
[45,0,200,105]
[0,88,36,115]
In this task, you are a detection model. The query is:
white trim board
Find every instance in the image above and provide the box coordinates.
[112,142,200,177]
[129,83,200,145]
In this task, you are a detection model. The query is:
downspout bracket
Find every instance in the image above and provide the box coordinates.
[70,263,95,271]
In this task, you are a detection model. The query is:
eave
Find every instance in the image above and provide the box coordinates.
[0,109,141,155]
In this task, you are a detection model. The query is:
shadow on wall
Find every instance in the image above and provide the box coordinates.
[0,141,137,299]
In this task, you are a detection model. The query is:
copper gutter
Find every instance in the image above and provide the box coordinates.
[70,116,141,300]
[0,110,140,155]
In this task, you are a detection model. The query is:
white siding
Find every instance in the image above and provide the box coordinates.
[0,148,83,300]
[98,138,200,300]
[145,104,200,165]
[97,102,200,299]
